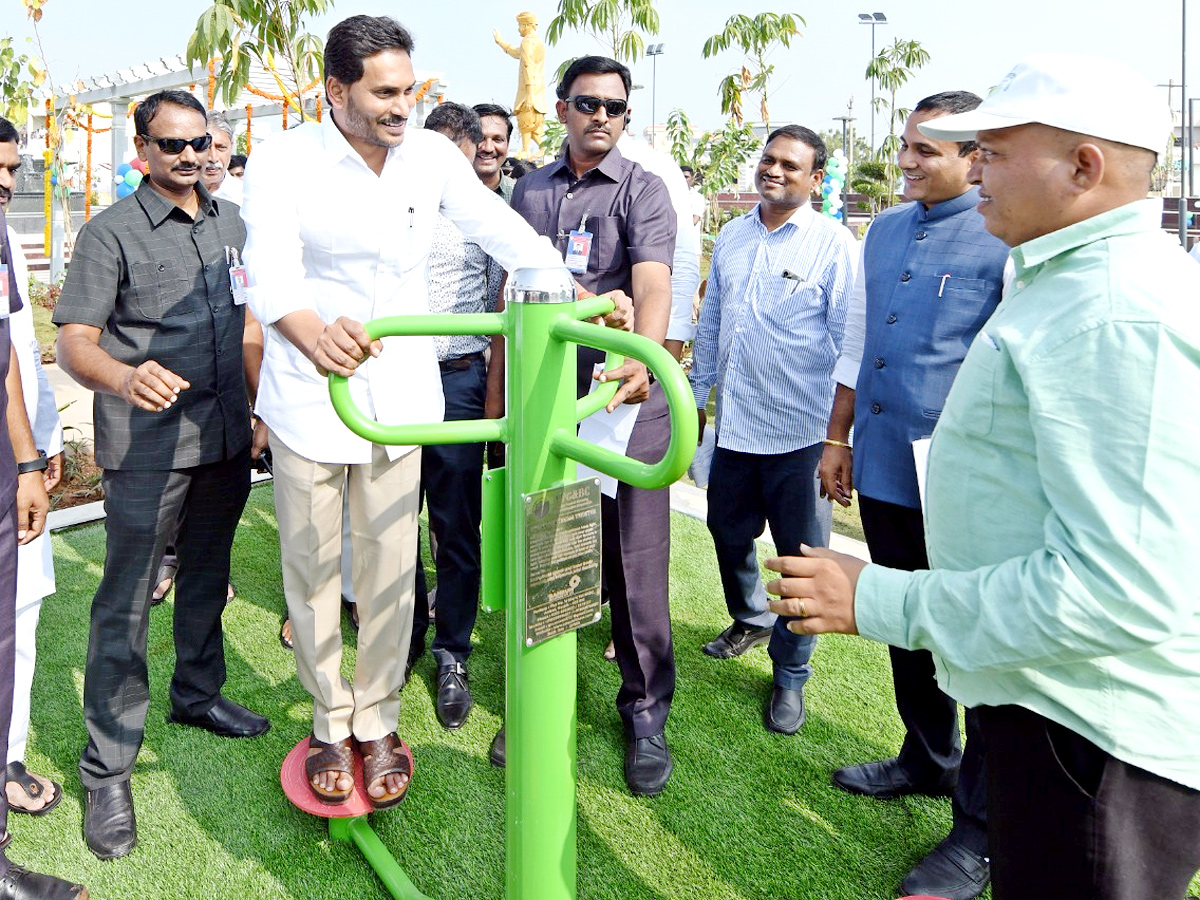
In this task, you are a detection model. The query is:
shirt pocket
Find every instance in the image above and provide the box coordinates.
[128,259,187,320]
[943,333,1003,437]
[588,216,627,276]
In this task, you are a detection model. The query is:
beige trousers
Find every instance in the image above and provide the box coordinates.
[270,429,420,744]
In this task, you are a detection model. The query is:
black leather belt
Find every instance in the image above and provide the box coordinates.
[439,352,485,372]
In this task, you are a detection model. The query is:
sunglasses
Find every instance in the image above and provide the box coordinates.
[138,134,213,154]
[569,96,628,117]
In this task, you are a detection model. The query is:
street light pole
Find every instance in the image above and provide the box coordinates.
[647,44,665,149]
[858,12,888,153]
[834,99,855,172]
[1180,0,1189,246]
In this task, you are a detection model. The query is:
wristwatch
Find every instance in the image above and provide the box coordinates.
[16,452,48,475]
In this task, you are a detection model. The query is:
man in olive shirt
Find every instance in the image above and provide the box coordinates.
[54,90,266,861]
[509,55,677,796]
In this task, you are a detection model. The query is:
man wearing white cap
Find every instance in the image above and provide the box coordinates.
[763,54,1200,899]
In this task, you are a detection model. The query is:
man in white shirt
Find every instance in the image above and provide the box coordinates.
[241,14,561,810]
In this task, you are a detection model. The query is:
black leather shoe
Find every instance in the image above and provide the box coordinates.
[0,865,88,899]
[900,836,990,900]
[703,621,773,658]
[435,661,473,730]
[833,757,958,799]
[83,781,136,860]
[764,686,805,734]
[624,733,673,796]
[489,727,506,767]
[167,697,269,738]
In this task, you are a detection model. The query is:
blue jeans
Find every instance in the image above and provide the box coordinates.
[706,442,830,690]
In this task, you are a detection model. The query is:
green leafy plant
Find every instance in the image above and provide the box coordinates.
[0,37,45,128]
[865,37,930,212]
[545,0,660,63]
[186,0,330,118]
[666,109,759,232]
[702,13,804,129]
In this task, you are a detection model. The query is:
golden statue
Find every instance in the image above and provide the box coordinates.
[493,11,547,159]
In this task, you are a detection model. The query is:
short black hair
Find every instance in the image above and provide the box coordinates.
[134,90,207,136]
[424,102,483,146]
[556,56,632,101]
[325,15,414,87]
[913,91,983,156]
[473,103,513,139]
[680,165,694,176]
[503,158,534,179]
[764,125,827,173]
[229,154,247,169]
[0,116,18,146]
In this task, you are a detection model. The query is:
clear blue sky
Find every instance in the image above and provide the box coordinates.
[8,0,1192,143]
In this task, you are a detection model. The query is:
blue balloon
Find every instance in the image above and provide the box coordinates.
[50,175,57,185]
[116,182,135,199]
[116,163,131,177]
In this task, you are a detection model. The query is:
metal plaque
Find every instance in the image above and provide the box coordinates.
[523,478,603,646]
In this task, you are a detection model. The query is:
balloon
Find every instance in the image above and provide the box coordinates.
[131,158,147,173]
[50,175,57,185]
[116,163,131,176]
[114,174,125,186]
[833,148,846,158]
[116,183,135,199]
[124,170,143,187]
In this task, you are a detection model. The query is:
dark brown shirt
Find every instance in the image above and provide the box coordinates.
[54,182,250,470]
[0,208,19,499]
[511,145,675,395]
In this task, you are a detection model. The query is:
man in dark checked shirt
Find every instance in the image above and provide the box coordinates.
[506,55,677,796]
[53,90,266,861]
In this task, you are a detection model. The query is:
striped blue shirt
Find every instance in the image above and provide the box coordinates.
[690,203,857,454]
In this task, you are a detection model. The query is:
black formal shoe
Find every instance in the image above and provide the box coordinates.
[0,865,88,900]
[489,727,506,767]
[764,686,805,734]
[167,697,270,738]
[900,836,990,900]
[624,733,673,797]
[703,621,773,658]
[83,782,136,860]
[435,661,473,730]
[833,757,959,800]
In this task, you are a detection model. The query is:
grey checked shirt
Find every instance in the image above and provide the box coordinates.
[54,182,251,470]
[428,214,503,360]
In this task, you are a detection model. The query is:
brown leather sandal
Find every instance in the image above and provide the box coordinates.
[358,733,414,810]
[304,736,355,804]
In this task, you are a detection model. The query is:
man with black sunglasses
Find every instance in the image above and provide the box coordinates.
[508,54,678,797]
[54,89,266,860]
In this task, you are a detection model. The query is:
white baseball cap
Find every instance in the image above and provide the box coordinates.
[918,54,1172,154]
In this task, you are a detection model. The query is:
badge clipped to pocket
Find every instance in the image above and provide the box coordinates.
[0,264,10,316]
[564,228,593,275]
[226,246,250,305]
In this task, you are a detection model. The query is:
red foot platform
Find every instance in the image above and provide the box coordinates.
[281,737,378,818]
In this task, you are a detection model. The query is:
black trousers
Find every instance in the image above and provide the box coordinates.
[858,494,988,854]
[603,389,675,739]
[412,357,487,665]
[981,704,1200,900]
[80,449,251,789]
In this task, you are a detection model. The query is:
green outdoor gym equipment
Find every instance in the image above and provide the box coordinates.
[324,266,697,900]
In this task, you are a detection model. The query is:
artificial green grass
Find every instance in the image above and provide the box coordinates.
[29,484,1195,899]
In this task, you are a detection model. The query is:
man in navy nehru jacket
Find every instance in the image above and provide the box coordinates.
[817,92,1009,900]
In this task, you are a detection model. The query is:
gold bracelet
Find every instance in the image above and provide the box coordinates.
[823,439,851,449]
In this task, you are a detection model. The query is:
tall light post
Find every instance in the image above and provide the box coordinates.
[834,98,856,172]
[647,43,665,148]
[858,12,888,153]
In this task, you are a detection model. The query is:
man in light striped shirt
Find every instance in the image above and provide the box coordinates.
[690,125,857,735]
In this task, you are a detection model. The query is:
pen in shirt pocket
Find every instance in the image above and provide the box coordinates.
[408,206,415,229]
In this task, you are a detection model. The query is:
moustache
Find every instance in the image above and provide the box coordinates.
[0,186,11,206]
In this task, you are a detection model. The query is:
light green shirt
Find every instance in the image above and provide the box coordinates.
[856,199,1200,789]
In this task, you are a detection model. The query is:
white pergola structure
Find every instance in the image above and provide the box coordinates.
[46,53,449,173]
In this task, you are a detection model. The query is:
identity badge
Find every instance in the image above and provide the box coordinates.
[564,229,592,274]
[229,265,250,305]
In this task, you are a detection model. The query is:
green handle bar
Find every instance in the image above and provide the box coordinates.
[547,317,698,489]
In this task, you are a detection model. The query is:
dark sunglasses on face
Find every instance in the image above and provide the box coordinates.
[569,95,628,117]
[138,134,213,154]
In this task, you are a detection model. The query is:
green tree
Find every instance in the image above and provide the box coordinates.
[666,109,759,231]
[545,0,660,63]
[817,128,871,170]
[541,119,567,158]
[865,37,930,211]
[702,12,804,128]
[0,38,45,128]
[186,0,330,119]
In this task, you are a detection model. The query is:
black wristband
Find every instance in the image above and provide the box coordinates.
[16,453,48,475]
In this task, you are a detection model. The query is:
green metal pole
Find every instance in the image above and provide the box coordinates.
[503,268,583,900]
[328,816,434,900]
